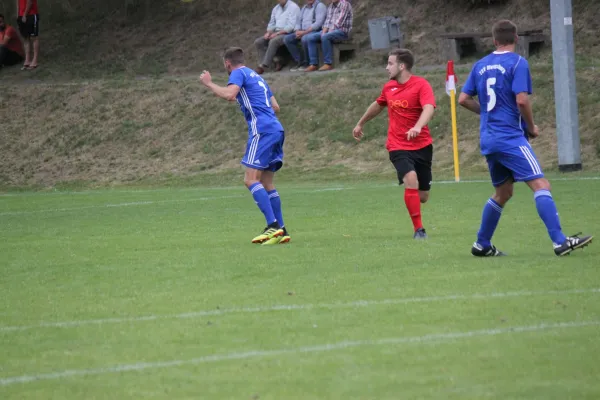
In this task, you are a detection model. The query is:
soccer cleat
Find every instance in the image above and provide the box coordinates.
[262,235,282,245]
[252,226,284,244]
[413,228,428,240]
[471,242,506,257]
[263,228,291,245]
[278,234,291,244]
[553,233,593,256]
[278,228,291,244]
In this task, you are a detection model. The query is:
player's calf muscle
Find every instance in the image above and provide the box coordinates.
[492,187,513,205]
[260,171,276,191]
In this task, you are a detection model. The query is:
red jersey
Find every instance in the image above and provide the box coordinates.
[376,76,436,151]
[18,0,39,16]
[0,26,24,57]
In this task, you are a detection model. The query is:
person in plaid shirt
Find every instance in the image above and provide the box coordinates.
[305,0,353,71]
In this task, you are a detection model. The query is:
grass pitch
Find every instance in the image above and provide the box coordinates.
[1,178,599,399]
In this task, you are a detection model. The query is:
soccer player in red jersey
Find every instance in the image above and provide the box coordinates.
[353,48,436,239]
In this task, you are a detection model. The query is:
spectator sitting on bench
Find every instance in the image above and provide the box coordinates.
[283,0,326,72]
[0,14,24,70]
[254,0,300,75]
[305,0,353,72]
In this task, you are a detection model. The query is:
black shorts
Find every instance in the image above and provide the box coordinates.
[389,144,433,191]
[17,14,40,38]
[0,47,24,66]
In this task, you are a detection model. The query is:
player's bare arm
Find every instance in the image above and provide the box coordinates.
[516,92,539,137]
[407,104,435,140]
[270,96,280,114]
[22,0,32,22]
[199,70,240,102]
[458,93,481,115]
[353,101,385,141]
[1,31,10,46]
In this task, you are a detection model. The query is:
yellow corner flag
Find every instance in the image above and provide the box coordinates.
[445,60,460,182]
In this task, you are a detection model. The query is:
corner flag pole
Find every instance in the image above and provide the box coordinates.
[446,60,460,182]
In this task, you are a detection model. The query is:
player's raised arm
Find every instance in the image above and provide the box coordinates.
[353,101,385,141]
[199,70,241,102]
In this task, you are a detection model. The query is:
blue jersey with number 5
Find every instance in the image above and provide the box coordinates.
[462,51,532,155]
[228,67,283,137]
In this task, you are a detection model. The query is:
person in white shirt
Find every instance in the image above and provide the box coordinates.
[254,0,300,74]
[283,0,326,71]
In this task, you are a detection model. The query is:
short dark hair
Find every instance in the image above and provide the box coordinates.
[389,48,414,70]
[223,47,245,66]
[492,20,518,45]
[0,14,5,20]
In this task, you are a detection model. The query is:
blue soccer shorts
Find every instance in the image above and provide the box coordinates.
[486,143,544,187]
[241,131,285,172]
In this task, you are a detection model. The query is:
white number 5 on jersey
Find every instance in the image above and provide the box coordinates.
[486,77,497,112]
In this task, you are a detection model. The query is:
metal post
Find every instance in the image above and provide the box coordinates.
[550,0,582,171]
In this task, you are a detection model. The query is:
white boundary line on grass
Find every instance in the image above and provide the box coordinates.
[2,176,600,216]
[0,187,364,216]
[1,176,599,198]
[1,320,598,386]
[2,288,598,333]
[0,195,245,216]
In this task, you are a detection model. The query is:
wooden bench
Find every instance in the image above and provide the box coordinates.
[318,40,359,67]
[273,39,359,69]
[440,29,545,61]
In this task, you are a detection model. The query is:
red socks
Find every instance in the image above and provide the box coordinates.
[404,188,423,231]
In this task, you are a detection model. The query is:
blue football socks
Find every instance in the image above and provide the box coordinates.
[249,183,277,226]
[534,190,567,245]
[267,189,284,228]
[477,198,503,248]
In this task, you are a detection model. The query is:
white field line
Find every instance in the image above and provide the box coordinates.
[2,288,598,333]
[1,176,599,198]
[1,320,598,386]
[2,176,600,215]
[0,187,357,215]
[0,195,245,216]
[0,185,245,197]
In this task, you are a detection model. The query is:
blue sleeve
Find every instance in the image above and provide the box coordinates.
[512,57,532,95]
[228,68,245,88]
[461,66,478,96]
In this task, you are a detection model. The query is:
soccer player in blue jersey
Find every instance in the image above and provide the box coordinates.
[199,47,290,245]
[459,20,593,257]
